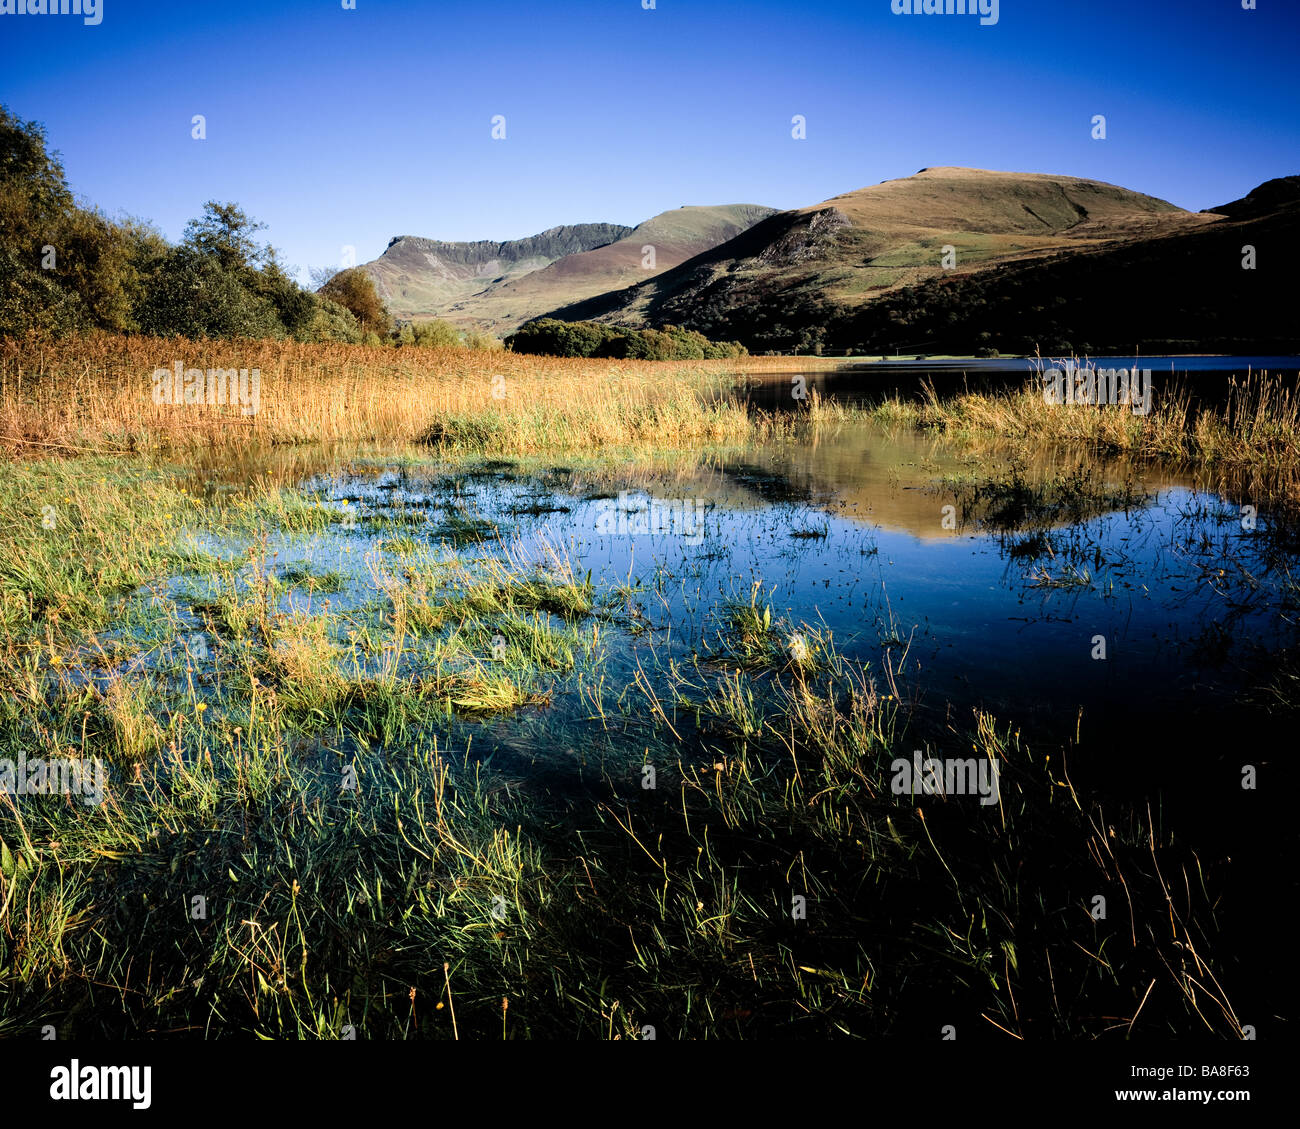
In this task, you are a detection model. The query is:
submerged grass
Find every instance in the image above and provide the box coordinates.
[873,373,1300,509]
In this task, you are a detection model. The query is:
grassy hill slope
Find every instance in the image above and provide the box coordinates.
[546,168,1216,348]
[444,203,775,331]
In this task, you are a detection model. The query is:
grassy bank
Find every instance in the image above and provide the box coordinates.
[0,333,849,457]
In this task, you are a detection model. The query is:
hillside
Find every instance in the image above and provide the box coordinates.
[443,204,775,331]
[545,167,1218,349]
[832,174,1300,355]
[360,204,775,329]
[363,223,632,320]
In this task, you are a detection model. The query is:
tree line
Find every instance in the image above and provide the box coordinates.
[0,105,499,349]
[505,318,747,360]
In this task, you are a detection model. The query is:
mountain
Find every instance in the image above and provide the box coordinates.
[543,167,1220,351]
[363,223,633,321]
[362,168,1300,354]
[828,174,1300,355]
[442,204,776,331]
[360,205,776,329]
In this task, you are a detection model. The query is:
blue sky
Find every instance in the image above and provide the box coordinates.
[3,0,1297,284]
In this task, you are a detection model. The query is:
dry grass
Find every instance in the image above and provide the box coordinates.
[913,375,1300,466]
[871,374,1300,509]
[0,333,842,456]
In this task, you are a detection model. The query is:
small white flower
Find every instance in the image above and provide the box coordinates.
[788,633,811,665]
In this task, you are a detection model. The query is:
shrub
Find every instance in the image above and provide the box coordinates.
[410,319,461,348]
[135,246,283,340]
[303,296,362,343]
[505,318,746,360]
[318,268,393,336]
[462,326,501,351]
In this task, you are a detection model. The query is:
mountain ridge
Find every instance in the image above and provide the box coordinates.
[541,166,1237,351]
[364,222,632,317]
[361,206,776,328]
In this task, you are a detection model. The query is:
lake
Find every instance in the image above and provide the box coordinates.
[169,385,1297,848]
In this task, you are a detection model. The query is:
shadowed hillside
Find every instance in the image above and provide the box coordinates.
[545,167,1221,351]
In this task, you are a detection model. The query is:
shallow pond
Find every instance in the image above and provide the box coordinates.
[14,383,1296,1040]
[158,409,1300,844]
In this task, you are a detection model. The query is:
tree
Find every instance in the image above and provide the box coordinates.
[182,202,268,274]
[136,245,281,340]
[0,104,73,233]
[0,104,81,334]
[1,107,358,343]
[318,268,392,335]
[252,251,317,340]
[307,265,339,291]
[411,319,461,348]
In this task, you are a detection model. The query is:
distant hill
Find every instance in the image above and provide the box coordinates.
[362,223,633,320]
[442,204,775,331]
[360,205,775,330]
[1207,175,1300,221]
[545,168,1217,351]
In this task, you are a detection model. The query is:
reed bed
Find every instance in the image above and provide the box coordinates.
[873,374,1300,506]
[0,333,842,456]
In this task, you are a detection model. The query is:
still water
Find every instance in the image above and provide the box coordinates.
[169,396,1299,840]
[742,355,1300,408]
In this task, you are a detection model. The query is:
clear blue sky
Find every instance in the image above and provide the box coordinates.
[3,0,1297,284]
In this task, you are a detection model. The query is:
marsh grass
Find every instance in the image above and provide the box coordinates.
[0,333,847,457]
[704,583,833,675]
[874,373,1300,509]
[0,533,1251,1040]
[280,562,346,593]
[555,647,1244,1039]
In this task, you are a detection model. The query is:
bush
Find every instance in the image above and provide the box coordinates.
[318,268,393,336]
[252,258,318,340]
[303,296,362,344]
[0,244,86,334]
[462,326,501,351]
[410,319,461,348]
[136,246,283,340]
[504,318,747,360]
